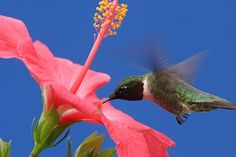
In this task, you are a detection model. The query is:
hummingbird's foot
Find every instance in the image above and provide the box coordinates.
[176,113,189,125]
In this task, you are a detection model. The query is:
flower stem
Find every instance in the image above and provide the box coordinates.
[69,0,119,94]
[29,146,41,157]
[29,153,37,157]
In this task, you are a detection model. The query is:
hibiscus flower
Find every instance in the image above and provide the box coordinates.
[0,14,174,157]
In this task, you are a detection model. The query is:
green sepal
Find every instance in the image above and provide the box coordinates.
[67,137,72,157]
[98,149,116,157]
[30,101,71,157]
[0,138,11,157]
[74,132,104,157]
[52,129,70,147]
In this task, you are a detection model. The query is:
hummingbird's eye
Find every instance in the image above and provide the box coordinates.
[119,85,127,93]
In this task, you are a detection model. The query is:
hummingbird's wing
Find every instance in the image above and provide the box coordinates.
[140,38,171,71]
[108,36,172,72]
[108,36,206,83]
[165,51,207,85]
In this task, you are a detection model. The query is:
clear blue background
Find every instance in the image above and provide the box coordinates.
[0,0,236,156]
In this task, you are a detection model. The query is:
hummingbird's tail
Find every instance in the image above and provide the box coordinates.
[208,101,236,110]
[190,101,236,112]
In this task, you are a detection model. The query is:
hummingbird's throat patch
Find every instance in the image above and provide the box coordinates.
[143,78,153,100]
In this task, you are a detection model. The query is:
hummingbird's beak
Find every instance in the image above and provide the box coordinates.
[102,98,113,104]
[102,93,116,104]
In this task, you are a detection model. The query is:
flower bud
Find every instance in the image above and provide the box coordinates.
[30,87,71,157]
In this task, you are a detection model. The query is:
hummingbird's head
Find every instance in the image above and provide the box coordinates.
[103,76,144,103]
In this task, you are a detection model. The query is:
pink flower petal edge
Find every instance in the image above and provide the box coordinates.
[102,102,175,157]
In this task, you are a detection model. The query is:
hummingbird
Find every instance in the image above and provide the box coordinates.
[103,52,236,125]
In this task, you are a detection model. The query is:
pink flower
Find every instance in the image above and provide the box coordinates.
[0,15,175,157]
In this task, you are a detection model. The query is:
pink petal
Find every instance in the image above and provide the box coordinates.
[102,103,175,157]
[50,83,103,121]
[33,41,110,92]
[42,84,102,124]
[0,15,37,59]
[59,107,102,125]
[33,41,110,115]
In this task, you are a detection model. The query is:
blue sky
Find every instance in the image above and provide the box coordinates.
[0,0,236,156]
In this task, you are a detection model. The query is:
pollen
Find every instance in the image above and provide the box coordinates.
[93,0,128,37]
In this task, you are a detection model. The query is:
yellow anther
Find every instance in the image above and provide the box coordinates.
[121,4,127,8]
[118,16,123,21]
[94,0,128,37]
[114,14,119,19]
[116,5,121,10]
[93,23,100,29]
[94,16,98,20]
[105,19,111,25]
[111,22,116,28]
[110,5,115,10]
[99,1,105,6]
[101,6,106,11]
[102,12,107,17]
[97,14,102,18]
[120,12,125,17]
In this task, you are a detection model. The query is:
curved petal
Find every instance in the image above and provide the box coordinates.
[102,103,175,157]
[42,85,103,124]
[0,15,37,59]
[33,41,111,92]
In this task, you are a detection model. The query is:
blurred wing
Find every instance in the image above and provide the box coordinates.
[143,38,171,71]
[165,51,207,84]
[109,37,171,72]
[108,36,206,84]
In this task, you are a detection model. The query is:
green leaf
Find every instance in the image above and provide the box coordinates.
[98,149,116,157]
[74,132,104,157]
